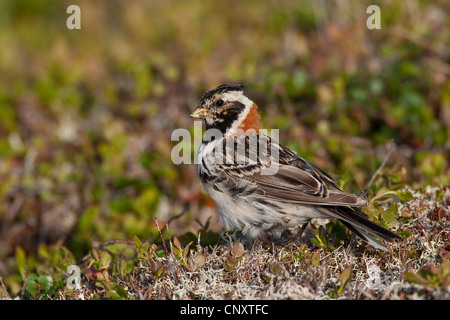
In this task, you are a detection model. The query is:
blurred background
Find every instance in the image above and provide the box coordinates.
[0,0,448,294]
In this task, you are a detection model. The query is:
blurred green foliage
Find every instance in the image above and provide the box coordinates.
[0,0,449,298]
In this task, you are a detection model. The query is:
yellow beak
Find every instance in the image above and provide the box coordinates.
[190,107,208,119]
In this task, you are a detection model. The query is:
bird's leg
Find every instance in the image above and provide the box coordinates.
[250,238,260,253]
[282,223,309,245]
[296,223,309,239]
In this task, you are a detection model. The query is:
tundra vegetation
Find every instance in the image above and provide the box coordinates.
[0,1,448,300]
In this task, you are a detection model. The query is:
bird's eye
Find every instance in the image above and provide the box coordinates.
[216,99,224,107]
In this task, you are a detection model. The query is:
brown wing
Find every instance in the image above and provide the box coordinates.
[247,165,367,207]
[219,134,367,207]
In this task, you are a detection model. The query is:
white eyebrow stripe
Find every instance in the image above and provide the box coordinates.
[220,91,254,137]
[221,91,253,107]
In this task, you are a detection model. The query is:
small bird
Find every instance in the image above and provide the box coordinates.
[190,84,401,250]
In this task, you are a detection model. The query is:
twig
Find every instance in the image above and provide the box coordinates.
[98,239,136,246]
[196,229,203,253]
[20,265,27,299]
[0,276,11,299]
[225,232,234,248]
[167,203,189,225]
[155,218,169,257]
[155,219,179,284]
[165,223,175,258]
[320,244,344,262]
[364,140,396,192]
[165,223,181,284]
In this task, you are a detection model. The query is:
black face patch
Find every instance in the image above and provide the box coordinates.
[204,101,246,134]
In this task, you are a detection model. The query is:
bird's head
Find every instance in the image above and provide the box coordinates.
[190,84,260,135]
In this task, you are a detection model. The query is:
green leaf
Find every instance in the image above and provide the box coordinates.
[37,274,53,292]
[269,262,283,275]
[403,261,450,289]
[398,230,412,238]
[173,236,182,250]
[139,242,150,255]
[371,187,399,203]
[26,274,38,294]
[16,246,26,280]
[382,203,398,226]
[224,256,240,272]
[113,284,128,298]
[310,238,321,247]
[182,242,191,259]
[118,259,128,278]
[397,190,413,201]
[132,234,143,247]
[338,267,352,292]
[403,271,425,285]
[155,265,166,278]
[98,251,112,270]
[311,250,321,266]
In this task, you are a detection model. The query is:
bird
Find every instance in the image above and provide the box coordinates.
[190,84,401,251]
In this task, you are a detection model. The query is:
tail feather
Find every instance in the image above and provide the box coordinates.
[341,221,389,251]
[319,206,402,250]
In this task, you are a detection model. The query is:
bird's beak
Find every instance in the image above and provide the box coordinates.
[190,107,208,119]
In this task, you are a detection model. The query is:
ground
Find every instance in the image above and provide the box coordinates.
[4,185,446,300]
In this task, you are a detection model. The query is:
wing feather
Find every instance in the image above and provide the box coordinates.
[218,133,367,207]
